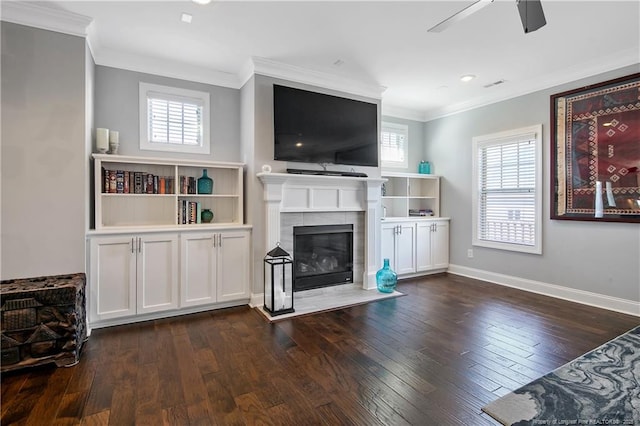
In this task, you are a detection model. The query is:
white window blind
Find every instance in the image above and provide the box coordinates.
[148,93,203,146]
[472,125,542,254]
[381,122,408,168]
[139,82,210,154]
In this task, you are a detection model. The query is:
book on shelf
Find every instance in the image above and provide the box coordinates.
[134,172,143,194]
[123,171,130,194]
[108,170,117,193]
[116,170,124,193]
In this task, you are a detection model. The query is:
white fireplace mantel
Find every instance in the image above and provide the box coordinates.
[258,172,385,290]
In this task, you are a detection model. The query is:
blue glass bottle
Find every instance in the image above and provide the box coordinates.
[197,169,213,194]
[418,161,431,174]
[376,258,397,293]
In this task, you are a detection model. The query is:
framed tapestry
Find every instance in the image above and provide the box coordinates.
[551,73,640,222]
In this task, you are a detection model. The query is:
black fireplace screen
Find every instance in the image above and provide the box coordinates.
[293,224,354,291]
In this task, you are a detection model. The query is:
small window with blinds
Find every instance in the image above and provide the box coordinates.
[139,82,210,154]
[381,122,408,168]
[472,125,542,254]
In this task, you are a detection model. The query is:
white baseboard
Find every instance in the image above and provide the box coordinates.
[250,293,263,308]
[447,264,640,317]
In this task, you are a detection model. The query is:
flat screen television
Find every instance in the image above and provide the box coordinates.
[273,85,378,167]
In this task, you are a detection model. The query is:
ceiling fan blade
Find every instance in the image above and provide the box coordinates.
[517,0,547,33]
[427,0,494,33]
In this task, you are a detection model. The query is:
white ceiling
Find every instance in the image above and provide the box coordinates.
[10,1,640,120]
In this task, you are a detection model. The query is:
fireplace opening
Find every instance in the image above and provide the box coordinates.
[293,224,353,291]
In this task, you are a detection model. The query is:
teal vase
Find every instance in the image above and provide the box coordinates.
[201,209,214,223]
[197,169,213,194]
[376,259,397,293]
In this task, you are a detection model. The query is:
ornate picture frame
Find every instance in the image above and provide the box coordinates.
[551,73,640,222]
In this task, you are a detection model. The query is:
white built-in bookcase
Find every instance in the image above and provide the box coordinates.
[93,154,244,230]
[381,172,440,219]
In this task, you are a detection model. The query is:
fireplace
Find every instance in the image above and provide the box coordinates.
[293,224,353,291]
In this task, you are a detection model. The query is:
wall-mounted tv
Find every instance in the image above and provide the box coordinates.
[273,85,378,167]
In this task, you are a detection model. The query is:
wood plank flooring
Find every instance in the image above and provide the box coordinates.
[2,273,638,425]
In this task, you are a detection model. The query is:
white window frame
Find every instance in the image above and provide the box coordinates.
[472,124,542,254]
[139,82,211,154]
[381,122,409,168]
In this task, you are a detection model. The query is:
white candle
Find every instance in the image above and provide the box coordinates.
[96,128,109,153]
[605,181,616,207]
[594,181,603,218]
[109,130,119,144]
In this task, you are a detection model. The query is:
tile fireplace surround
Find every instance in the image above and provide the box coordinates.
[257,172,386,291]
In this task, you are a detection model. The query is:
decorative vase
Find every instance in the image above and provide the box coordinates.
[201,209,214,223]
[197,169,213,194]
[418,161,431,174]
[376,258,397,293]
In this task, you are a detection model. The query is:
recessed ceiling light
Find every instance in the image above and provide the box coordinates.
[460,74,476,82]
[181,13,193,24]
[192,0,212,4]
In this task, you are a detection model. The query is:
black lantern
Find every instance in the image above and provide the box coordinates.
[264,243,294,316]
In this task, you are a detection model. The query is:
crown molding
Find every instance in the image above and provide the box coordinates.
[94,48,242,89]
[243,56,387,100]
[421,49,640,122]
[381,104,426,122]
[1,1,92,37]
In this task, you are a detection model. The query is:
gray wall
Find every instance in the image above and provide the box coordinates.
[94,66,241,163]
[243,75,382,294]
[1,22,88,279]
[424,65,640,302]
[381,115,425,174]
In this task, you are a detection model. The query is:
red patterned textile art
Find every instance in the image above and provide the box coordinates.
[552,73,640,222]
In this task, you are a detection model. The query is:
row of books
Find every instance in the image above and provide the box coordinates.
[101,169,212,196]
[179,200,204,224]
[409,209,434,216]
[102,168,175,194]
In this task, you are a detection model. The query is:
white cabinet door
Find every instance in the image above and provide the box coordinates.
[381,223,398,270]
[180,232,217,307]
[217,230,251,303]
[415,222,433,272]
[381,222,415,275]
[416,220,450,272]
[395,223,416,275]
[89,236,136,322]
[431,220,449,269]
[137,234,179,314]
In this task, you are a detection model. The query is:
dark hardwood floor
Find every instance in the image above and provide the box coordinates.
[2,273,638,425]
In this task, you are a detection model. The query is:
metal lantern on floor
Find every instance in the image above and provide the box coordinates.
[264,243,294,316]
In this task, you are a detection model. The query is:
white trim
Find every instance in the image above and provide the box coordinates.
[96,47,241,89]
[447,264,640,317]
[382,104,426,122]
[139,82,211,155]
[471,124,543,255]
[1,1,92,37]
[250,292,264,308]
[381,121,409,169]
[245,57,386,100]
[87,299,249,331]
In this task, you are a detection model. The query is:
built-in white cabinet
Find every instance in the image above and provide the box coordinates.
[89,233,179,323]
[381,218,449,277]
[88,154,252,330]
[181,229,250,307]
